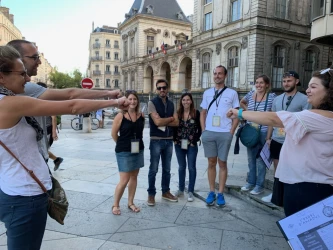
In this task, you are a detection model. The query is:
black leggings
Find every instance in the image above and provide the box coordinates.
[283,182,333,216]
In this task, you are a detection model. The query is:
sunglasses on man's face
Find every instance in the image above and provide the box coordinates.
[157,86,167,91]
[24,55,40,61]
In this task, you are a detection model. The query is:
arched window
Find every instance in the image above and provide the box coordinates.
[202,53,211,88]
[227,46,239,87]
[304,50,316,87]
[272,45,286,88]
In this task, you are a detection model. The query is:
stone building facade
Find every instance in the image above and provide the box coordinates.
[30,53,54,87]
[0,6,22,46]
[119,0,192,93]
[191,0,330,92]
[87,25,122,89]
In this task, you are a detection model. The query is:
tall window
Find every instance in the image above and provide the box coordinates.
[272,45,286,88]
[106,79,110,87]
[106,65,110,72]
[147,36,154,54]
[202,53,211,88]
[311,0,325,20]
[231,0,242,21]
[204,12,212,31]
[115,79,119,87]
[96,78,100,86]
[227,47,239,87]
[205,0,212,4]
[276,0,287,19]
[304,50,316,87]
[130,37,135,57]
[106,51,110,59]
[131,71,135,89]
[114,40,119,48]
[106,39,110,46]
[114,52,119,60]
[114,66,119,73]
[95,65,99,71]
[124,40,128,60]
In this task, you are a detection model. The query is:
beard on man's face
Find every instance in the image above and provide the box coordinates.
[284,84,296,93]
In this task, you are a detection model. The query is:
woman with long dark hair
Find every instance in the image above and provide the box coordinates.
[228,68,333,216]
[173,93,201,201]
[111,91,145,214]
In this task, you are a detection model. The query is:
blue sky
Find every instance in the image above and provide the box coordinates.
[3,0,194,74]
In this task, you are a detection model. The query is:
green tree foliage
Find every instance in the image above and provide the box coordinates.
[50,68,83,89]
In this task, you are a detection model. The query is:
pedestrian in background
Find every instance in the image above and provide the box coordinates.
[227,68,333,216]
[173,93,201,202]
[239,75,276,195]
[111,90,145,215]
[0,45,129,250]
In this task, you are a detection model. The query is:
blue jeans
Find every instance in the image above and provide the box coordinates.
[246,131,267,188]
[174,144,198,193]
[148,139,173,196]
[0,188,48,250]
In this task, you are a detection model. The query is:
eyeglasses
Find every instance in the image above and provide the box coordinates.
[157,86,167,90]
[286,96,292,106]
[24,55,40,61]
[1,69,28,77]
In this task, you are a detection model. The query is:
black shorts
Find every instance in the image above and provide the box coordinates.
[270,139,283,160]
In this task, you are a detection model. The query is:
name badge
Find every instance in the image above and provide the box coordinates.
[277,128,286,137]
[251,123,259,129]
[181,139,188,150]
[212,116,221,127]
[131,139,139,154]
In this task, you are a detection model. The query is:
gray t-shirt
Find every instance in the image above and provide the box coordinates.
[19,82,48,160]
[272,92,310,144]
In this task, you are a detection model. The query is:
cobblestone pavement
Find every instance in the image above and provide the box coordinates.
[0,116,289,250]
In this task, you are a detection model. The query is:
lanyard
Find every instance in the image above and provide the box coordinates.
[282,92,297,111]
[254,92,266,111]
[214,88,224,109]
[128,112,138,140]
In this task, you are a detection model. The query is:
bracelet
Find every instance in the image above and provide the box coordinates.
[238,109,244,120]
[266,138,271,140]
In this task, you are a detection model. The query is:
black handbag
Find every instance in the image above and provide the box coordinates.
[0,140,69,225]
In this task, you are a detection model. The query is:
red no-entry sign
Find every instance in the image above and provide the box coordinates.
[81,78,94,89]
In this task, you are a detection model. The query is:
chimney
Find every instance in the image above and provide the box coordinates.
[92,21,94,32]
[9,14,14,24]
[0,7,9,19]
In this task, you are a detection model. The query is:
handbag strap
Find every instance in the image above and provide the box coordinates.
[256,92,270,131]
[0,140,48,193]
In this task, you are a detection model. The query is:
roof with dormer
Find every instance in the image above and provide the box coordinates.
[122,0,191,25]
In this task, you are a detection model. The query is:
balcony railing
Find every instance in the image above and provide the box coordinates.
[105,44,111,48]
[113,71,120,75]
[91,56,103,61]
[93,43,101,49]
[105,71,111,75]
[93,70,101,75]
[114,45,119,49]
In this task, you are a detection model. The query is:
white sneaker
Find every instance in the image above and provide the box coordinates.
[250,186,264,195]
[187,192,194,202]
[174,190,184,197]
[261,193,272,203]
[241,184,254,191]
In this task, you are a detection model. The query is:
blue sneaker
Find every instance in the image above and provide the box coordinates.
[206,191,216,206]
[216,193,226,207]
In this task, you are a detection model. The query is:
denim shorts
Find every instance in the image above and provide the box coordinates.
[116,150,144,172]
[201,130,233,161]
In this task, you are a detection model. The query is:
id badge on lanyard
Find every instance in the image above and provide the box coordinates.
[212,115,221,127]
[181,139,188,150]
[131,139,139,153]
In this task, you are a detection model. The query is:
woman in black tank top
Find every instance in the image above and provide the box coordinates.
[111,91,145,215]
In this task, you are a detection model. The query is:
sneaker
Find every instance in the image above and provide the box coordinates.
[241,183,254,192]
[147,195,155,206]
[250,186,264,195]
[261,193,272,203]
[53,157,63,171]
[174,190,184,197]
[162,191,178,202]
[216,193,226,207]
[187,192,194,202]
[205,191,216,206]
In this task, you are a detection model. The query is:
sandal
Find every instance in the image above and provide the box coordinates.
[112,206,121,215]
[128,204,140,213]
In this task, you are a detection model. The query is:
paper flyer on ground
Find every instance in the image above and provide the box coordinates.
[277,195,333,250]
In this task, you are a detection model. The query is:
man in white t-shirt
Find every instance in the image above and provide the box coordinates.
[200,65,240,206]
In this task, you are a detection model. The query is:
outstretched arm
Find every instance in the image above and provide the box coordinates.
[227,108,284,128]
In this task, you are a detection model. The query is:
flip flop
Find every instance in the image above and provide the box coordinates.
[112,206,121,215]
[128,204,140,213]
